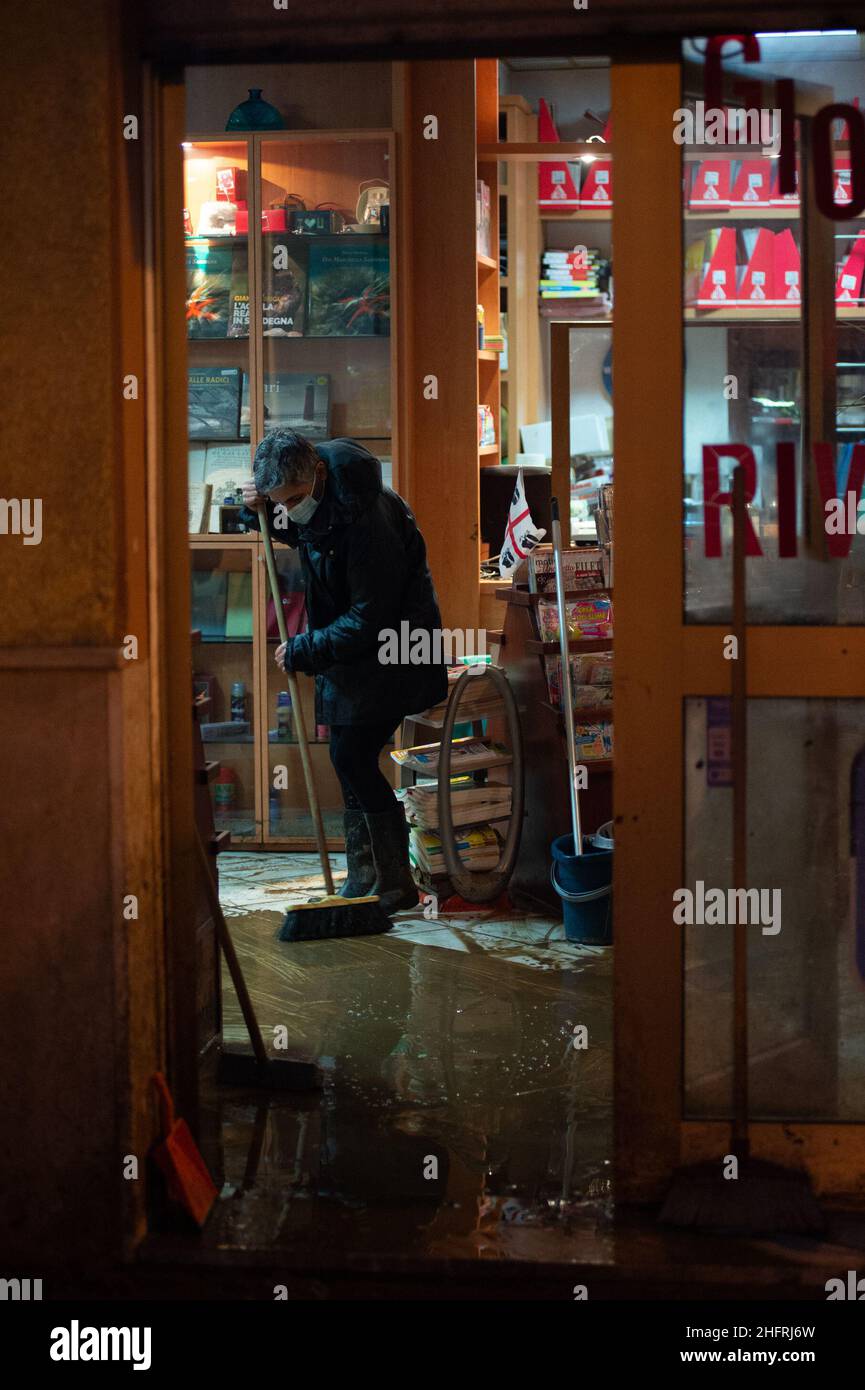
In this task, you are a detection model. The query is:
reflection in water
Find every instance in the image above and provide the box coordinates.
[200,853,613,1262]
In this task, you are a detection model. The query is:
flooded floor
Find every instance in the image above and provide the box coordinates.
[200,851,614,1265]
[173,852,865,1294]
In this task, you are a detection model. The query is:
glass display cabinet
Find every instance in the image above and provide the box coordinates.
[184,130,395,846]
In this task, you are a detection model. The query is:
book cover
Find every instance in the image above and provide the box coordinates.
[186,240,236,339]
[306,238,390,337]
[527,546,605,595]
[227,246,250,338]
[689,159,731,210]
[262,236,308,336]
[239,373,330,441]
[188,368,242,441]
[191,570,228,640]
[225,571,253,639]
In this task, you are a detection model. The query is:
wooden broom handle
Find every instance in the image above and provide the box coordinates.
[731,465,749,1156]
[257,505,334,895]
[195,832,268,1069]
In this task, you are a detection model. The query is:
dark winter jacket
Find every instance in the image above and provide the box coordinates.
[243,439,449,726]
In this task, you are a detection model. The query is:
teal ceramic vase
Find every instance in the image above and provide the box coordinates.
[225,89,284,131]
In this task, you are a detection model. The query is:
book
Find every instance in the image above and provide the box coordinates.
[239,372,330,442]
[537,596,613,642]
[527,545,605,595]
[191,570,228,639]
[187,368,242,441]
[227,248,250,338]
[225,571,253,639]
[390,737,509,774]
[544,655,613,710]
[412,668,503,726]
[306,238,390,337]
[409,823,501,875]
[188,481,212,533]
[400,782,511,830]
[262,236,308,336]
[186,239,237,339]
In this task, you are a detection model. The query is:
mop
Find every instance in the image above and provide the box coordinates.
[256,505,392,942]
[195,834,320,1090]
[551,497,583,853]
[660,466,823,1233]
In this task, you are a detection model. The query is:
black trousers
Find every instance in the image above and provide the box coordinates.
[329,721,401,814]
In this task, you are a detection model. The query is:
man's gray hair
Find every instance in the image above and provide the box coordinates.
[253,430,319,495]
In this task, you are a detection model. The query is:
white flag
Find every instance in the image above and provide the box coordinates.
[499,469,547,579]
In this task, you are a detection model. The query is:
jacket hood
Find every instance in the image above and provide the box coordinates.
[311,439,383,531]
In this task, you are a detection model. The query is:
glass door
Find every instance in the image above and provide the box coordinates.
[610,33,865,1200]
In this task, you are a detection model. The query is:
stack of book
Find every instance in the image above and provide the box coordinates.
[413,667,503,726]
[539,249,604,300]
[391,737,509,775]
[399,780,512,830]
[409,824,501,876]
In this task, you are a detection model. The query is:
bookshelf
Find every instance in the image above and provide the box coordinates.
[184,130,397,849]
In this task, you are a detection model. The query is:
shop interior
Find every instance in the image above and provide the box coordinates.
[180,38,865,1262]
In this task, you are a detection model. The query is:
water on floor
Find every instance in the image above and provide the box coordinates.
[199,850,614,1263]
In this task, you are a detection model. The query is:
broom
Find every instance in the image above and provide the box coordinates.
[660,466,823,1234]
[256,504,392,942]
[195,833,320,1090]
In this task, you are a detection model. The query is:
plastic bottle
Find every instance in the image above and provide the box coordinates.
[230,681,246,721]
[277,690,293,740]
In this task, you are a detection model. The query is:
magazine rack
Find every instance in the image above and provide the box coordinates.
[398,665,524,905]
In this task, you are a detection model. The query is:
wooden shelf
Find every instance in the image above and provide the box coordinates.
[542,700,613,720]
[478,348,502,360]
[526,637,613,655]
[479,444,500,457]
[685,207,802,221]
[686,306,865,322]
[477,253,497,270]
[540,208,611,221]
[496,586,612,605]
[479,142,612,162]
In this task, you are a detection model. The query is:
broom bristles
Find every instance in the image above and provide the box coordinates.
[278,898,392,941]
[660,1158,825,1235]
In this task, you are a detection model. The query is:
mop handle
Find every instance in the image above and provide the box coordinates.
[257,504,334,895]
[731,466,749,1155]
[551,498,582,853]
[195,832,268,1069]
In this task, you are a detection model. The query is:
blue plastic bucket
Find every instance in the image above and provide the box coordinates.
[550,834,613,944]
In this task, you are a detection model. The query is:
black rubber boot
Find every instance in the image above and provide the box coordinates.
[339,808,376,898]
[365,804,420,914]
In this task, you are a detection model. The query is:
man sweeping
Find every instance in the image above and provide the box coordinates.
[242,431,448,921]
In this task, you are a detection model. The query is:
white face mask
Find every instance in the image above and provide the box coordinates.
[286,472,321,525]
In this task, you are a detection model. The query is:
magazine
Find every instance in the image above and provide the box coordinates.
[239,372,330,441]
[306,238,390,337]
[262,237,308,336]
[186,240,238,339]
[187,368,242,441]
[391,737,510,774]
